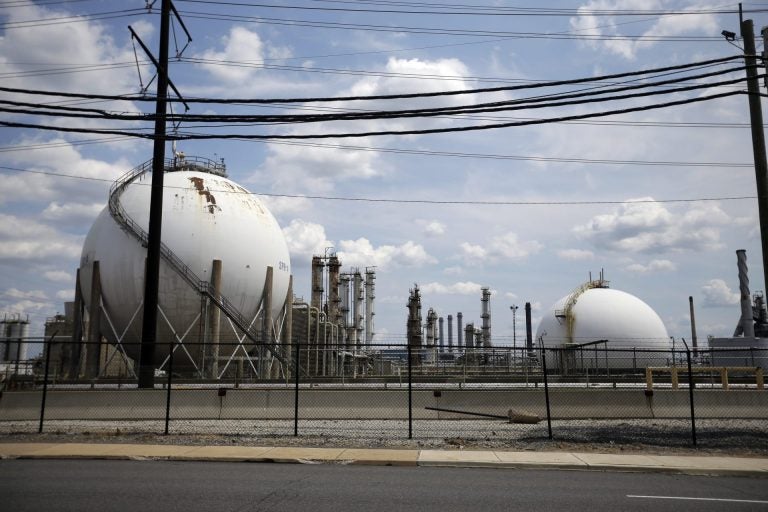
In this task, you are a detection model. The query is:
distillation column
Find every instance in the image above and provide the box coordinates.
[353,270,364,349]
[481,287,491,347]
[311,256,324,312]
[364,267,375,346]
[340,273,352,348]
[328,255,342,326]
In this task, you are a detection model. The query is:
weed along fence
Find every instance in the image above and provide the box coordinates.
[1,340,767,448]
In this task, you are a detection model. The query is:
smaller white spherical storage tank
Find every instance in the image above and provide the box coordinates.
[79,157,291,369]
[535,286,671,370]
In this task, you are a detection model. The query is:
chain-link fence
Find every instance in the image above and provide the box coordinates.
[1,337,766,448]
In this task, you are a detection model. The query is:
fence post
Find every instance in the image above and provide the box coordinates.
[408,342,413,439]
[38,332,56,434]
[294,341,300,437]
[682,339,697,446]
[541,345,553,440]
[164,338,174,435]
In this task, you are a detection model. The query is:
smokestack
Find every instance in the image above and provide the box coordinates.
[688,296,698,355]
[737,249,756,338]
[481,287,491,347]
[447,314,453,352]
[525,302,533,354]
[457,312,463,350]
[438,316,444,352]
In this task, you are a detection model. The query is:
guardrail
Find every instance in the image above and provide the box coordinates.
[646,366,765,390]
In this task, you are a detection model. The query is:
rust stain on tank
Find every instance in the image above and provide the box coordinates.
[189,176,219,214]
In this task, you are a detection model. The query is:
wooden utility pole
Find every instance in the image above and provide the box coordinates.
[742,18,768,296]
[138,0,172,388]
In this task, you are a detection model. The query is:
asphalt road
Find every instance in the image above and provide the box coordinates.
[2,460,767,512]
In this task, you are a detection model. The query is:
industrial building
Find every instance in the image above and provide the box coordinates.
[45,155,380,382]
[1,155,765,384]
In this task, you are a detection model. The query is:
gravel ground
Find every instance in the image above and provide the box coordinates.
[1,418,766,457]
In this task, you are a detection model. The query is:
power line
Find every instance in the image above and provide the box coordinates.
[0,90,744,139]
[0,133,751,167]
[0,165,755,206]
[0,9,147,30]
[307,0,760,17]
[173,0,758,17]
[177,10,726,41]
[0,55,743,105]
[3,68,748,124]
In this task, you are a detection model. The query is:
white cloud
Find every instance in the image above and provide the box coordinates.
[0,3,143,95]
[625,259,676,274]
[558,248,595,261]
[196,26,266,83]
[575,200,730,254]
[460,232,542,264]
[192,26,296,90]
[421,281,485,295]
[2,139,131,207]
[56,289,75,301]
[0,214,82,261]
[423,220,446,237]
[337,238,436,270]
[253,142,380,194]
[443,266,463,275]
[4,288,48,301]
[41,202,104,223]
[43,271,73,283]
[253,56,480,193]
[282,219,333,266]
[258,195,312,216]
[701,279,740,307]
[569,1,718,60]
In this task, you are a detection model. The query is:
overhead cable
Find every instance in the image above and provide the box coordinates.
[1,74,750,124]
[0,90,744,139]
[0,165,755,206]
[0,55,743,105]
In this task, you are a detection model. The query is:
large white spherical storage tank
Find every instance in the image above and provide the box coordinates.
[79,157,291,368]
[535,286,671,370]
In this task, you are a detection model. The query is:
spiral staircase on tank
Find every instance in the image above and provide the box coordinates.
[106,156,291,377]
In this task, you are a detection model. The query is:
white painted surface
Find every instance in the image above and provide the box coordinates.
[536,287,670,349]
[79,169,291,363]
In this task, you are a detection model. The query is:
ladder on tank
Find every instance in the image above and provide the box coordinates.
[106,158,291,374]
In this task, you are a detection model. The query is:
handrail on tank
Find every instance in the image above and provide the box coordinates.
[106,158,291,372]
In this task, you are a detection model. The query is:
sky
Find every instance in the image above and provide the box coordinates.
[1,0,766,350]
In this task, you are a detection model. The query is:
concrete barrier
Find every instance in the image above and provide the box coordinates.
[1,388,766,422]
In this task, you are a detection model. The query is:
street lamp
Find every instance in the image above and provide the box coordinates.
[510,305,519,352]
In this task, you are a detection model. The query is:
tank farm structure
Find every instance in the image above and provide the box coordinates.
[36,154,768,386]
[54,155,385,382]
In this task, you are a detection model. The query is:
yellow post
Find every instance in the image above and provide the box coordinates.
[671,366,679,390]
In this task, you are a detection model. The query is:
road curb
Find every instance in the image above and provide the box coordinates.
[1,443,766,476]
